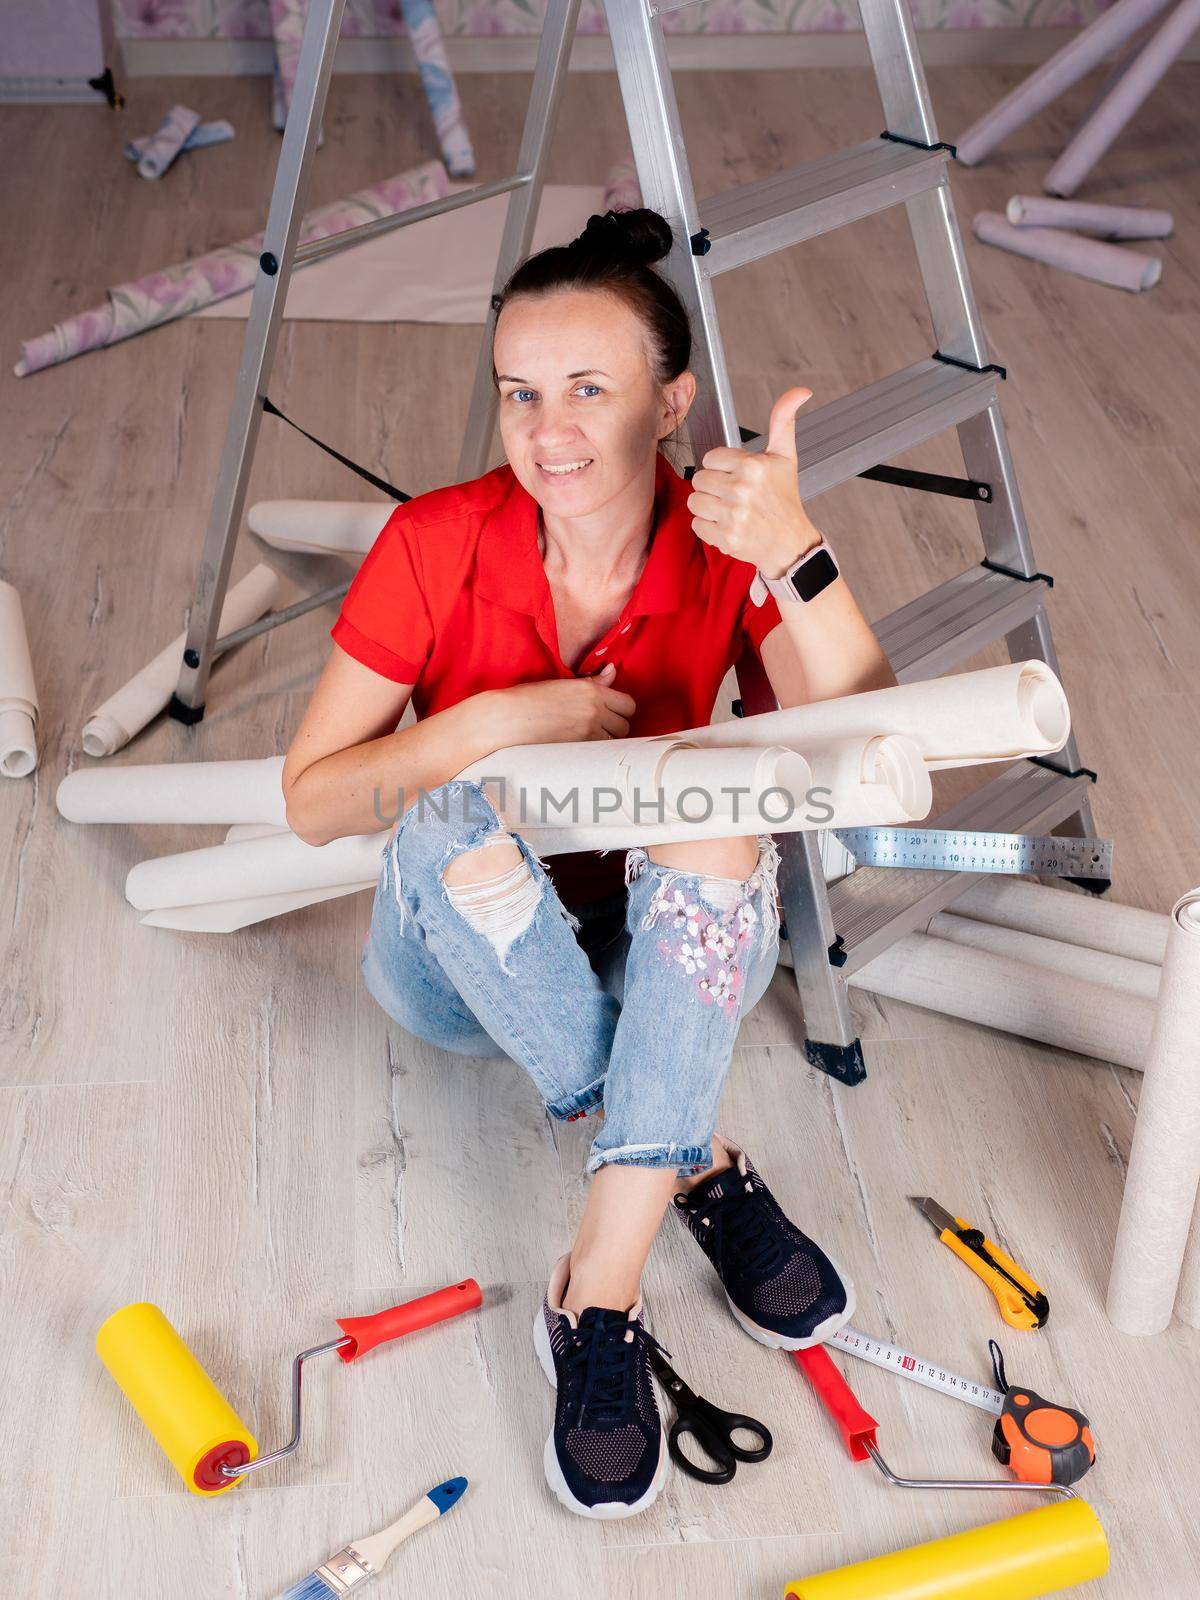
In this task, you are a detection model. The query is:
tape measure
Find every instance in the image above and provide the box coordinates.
[833,827,1112,880]
[829,1326,1004,1415]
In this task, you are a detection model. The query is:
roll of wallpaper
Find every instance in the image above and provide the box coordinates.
[127,105,201,181]
[1006,195,1173,239]
[951,878,1169,965]
[973,211,1162,292]
[603,153,642,213]
[1045,0,1200,198]
[674,660,1070,772]
[247,499,394,556]
[849,932,1154,1071]
[80,565,280,758]
[1106,888,1200,1335]
[125,118,235,164]
[954,0,1177,165]
[141,880,374,933]
[125,829,387,912]
[459,729,930,853]
[461,738,819,843]
[0,579,39,778]
[15,161,450,377]
[926,910,1161,1001]
[806,735,933,823]
[57,756,287,827]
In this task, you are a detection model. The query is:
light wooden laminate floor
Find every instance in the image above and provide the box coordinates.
[2,55,1199,1600]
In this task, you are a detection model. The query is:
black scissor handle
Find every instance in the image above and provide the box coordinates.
[697,1398,772,1463]
[669,1415,737,1484]
[670,1395,773,1482]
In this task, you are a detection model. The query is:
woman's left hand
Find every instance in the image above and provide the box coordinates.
[686,386,822,578]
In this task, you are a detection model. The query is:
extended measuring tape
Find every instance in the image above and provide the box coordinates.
[830,1326,1004,1415]
[832,827,1112,880]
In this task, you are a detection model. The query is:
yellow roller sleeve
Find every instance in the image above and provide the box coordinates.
[785,1499,1108,1600]
[96,1303,258,1496]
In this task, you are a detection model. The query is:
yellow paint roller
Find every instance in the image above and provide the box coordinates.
[96,1281,483,1497]
[96,1304,256,1497]
[785,1497,1109,1599]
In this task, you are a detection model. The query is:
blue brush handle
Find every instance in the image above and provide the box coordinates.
[426,1476,468,1513]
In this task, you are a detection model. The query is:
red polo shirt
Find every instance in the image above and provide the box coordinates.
[330,450,783,906]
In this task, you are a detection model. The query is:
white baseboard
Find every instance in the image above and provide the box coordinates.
[118,25,1200,79]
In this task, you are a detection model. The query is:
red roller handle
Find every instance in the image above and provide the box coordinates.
[793,1345,879,1463]
[335,1278,483,1362]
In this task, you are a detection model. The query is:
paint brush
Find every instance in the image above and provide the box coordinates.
[275,1476,468,1599]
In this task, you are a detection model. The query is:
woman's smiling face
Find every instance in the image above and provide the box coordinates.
[493,287,694,516]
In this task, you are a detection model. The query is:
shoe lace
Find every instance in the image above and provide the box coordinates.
[686,1178,785,1278]
[563,1313,669,1430]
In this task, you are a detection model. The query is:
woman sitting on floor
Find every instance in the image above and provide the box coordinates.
[283,207,894,1520]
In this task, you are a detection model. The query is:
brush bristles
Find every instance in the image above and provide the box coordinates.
[276,1573,340,1600]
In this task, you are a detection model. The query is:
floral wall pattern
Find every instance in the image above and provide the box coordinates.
[112,0,1111,40]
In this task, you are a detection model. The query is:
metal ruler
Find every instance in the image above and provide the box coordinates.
[830,1325,1003,1416]
[833,827,1112,880]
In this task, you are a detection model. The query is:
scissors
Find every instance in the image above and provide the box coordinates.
[647,1346,773,1484]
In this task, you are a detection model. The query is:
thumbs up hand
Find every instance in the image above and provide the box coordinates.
[686,386,822,577]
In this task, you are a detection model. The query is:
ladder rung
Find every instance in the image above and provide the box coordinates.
[876,565,1051,684]
[742,359,1000,501]
[698,138,950,276]
[828,761,1094,975]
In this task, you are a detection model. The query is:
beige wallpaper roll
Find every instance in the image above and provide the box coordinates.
[1106,890,1200,1336]
[668,659,1070,771]
[926,910,1161,1000]
[951,877,1169,965]
[57,756,287,826]
[849,931,1154,1071]
[468,733,931,854]
[81,564,280,758]
[125,828,387,912]
[0,579,39,778]
[973,210,1163,292]
[141,881,374,932]
[247,499,393,556]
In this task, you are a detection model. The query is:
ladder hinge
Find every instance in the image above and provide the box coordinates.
[880,129,957,158]
[690,227,711,256]
[980,558,1054,587]
[1029,756,1099,784]
[933,349,1008,382]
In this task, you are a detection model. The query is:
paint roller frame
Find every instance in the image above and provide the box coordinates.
[793,1344,1077,1501]
[97,1280,483,1496]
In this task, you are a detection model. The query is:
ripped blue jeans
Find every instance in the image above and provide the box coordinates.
[360,779,781,1178]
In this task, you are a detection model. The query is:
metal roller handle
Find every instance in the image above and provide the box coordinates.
[221,1337,349,1480]
[866,1442,1076,1501]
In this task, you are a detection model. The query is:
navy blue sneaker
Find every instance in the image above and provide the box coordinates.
[672,1143,855,1350]
[533,1254,668,1518]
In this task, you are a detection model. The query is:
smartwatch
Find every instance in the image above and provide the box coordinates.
[749,536,840,607]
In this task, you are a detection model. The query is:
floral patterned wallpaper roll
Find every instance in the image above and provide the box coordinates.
[111,0,1114,41]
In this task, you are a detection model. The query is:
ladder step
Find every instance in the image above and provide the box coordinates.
[698,138,950,276]
[876,565,1051,684]
[828,761,1095,975]
[743,358,1000,502]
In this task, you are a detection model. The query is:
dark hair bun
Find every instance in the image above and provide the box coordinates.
[570,207,673,267]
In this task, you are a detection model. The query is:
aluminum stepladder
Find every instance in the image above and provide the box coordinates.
[170,0,1101,1085]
